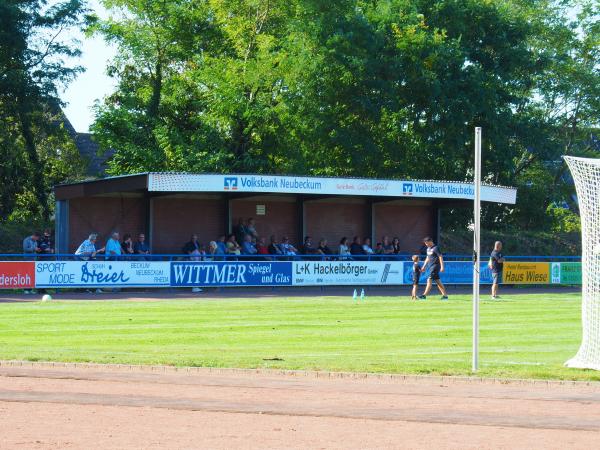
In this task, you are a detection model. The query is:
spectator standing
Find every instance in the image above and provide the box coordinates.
[419,237,448,300]
[23,232,41,255]
[105,232,123,260]
[241,234,258,256]
[234,218,247,244]
[38,229,54,255]
[349,236,364,256]
[133,233,150,259]
[246,218,259,239]
[362,237,374,255]
[338,237,351,260]
[268,235,284,258]
[22,232,41,294]
[75,233,105,259]
[489,241,505,299]
[121,233,135,258]
[182,234,202,261]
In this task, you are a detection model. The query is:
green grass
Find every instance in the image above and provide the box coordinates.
[0,293,598,381]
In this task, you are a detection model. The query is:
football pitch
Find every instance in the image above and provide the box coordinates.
[1,292,598,381]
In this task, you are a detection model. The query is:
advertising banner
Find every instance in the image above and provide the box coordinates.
[148,173,516,204]
[403,261,494,285]
[559,262,582,284]
[0,262,35,289]
[292,261,405,286]
[35,261,171,287]
[170,261,292,287]
[502,262,550,284]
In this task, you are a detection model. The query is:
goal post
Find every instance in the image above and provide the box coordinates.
[564,156,600,371]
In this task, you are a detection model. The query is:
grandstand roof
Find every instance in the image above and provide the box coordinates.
[54,172,517,204]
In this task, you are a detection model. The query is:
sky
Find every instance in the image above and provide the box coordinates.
[60,0,116,133]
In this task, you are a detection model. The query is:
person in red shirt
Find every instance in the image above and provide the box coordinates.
[256,236,270,260]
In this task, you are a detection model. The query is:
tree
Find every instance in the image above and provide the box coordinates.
[92,0,598,232]
[0,0,88,221]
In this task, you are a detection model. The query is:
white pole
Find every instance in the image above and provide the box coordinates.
[473,127,482,372]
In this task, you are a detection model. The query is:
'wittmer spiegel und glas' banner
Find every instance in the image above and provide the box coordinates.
[170,261,292,287]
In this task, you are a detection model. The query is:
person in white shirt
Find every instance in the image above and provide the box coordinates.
[362,237,374,255]
[338,237,351,260]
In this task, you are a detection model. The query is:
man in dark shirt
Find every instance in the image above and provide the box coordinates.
[38,229,54,256]
[349,236,364,257]
[134,233,150,259]
[489,241,505,299]
[419,237,448,300]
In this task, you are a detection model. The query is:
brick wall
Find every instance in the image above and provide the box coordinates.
[68,196,145,252]
[373,201,435,253]
[152,196,225,253]
[304,198,369,248]
[230,196,299,245]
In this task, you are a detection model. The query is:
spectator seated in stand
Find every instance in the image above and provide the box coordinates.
[121,233,135,258]
[206,241,218,261]
[392,237,401,254]
[301,236,317,254]
[105,231,123,260]
[75,233,105,260]
[362,237,374,256]
[182,234,202,260]
[241,234,258,256]
[317,239,332,259]
[381,236,395,260]
[133,233,150,259]
[23,232,41,256]
[349,236,364,257]
[268,235,284,258]
[374,242,384,258]
[279,236,298,256]
[226,234,242,257]
[338,237,351,260]
[38,229,54,255]
[216,235,227,255]
[256,237,270,260]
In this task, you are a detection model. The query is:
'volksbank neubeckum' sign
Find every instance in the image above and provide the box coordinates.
[148,173,516,204]
[171,261,292,287]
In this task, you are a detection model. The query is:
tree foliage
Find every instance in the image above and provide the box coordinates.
[90,0,599,231]
[0,0,88,221]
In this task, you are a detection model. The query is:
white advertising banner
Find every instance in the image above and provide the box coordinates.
[292,261,405,286]
[149,173,516,204]
[35,261,171,288]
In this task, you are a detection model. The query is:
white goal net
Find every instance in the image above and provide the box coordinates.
[564,156,600,371]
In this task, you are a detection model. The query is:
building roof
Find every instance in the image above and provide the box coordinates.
[55,172,517,204]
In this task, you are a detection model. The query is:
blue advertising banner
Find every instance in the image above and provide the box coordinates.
[403,261,494,284]
[170,261,292,287]
[35,261,171,288]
